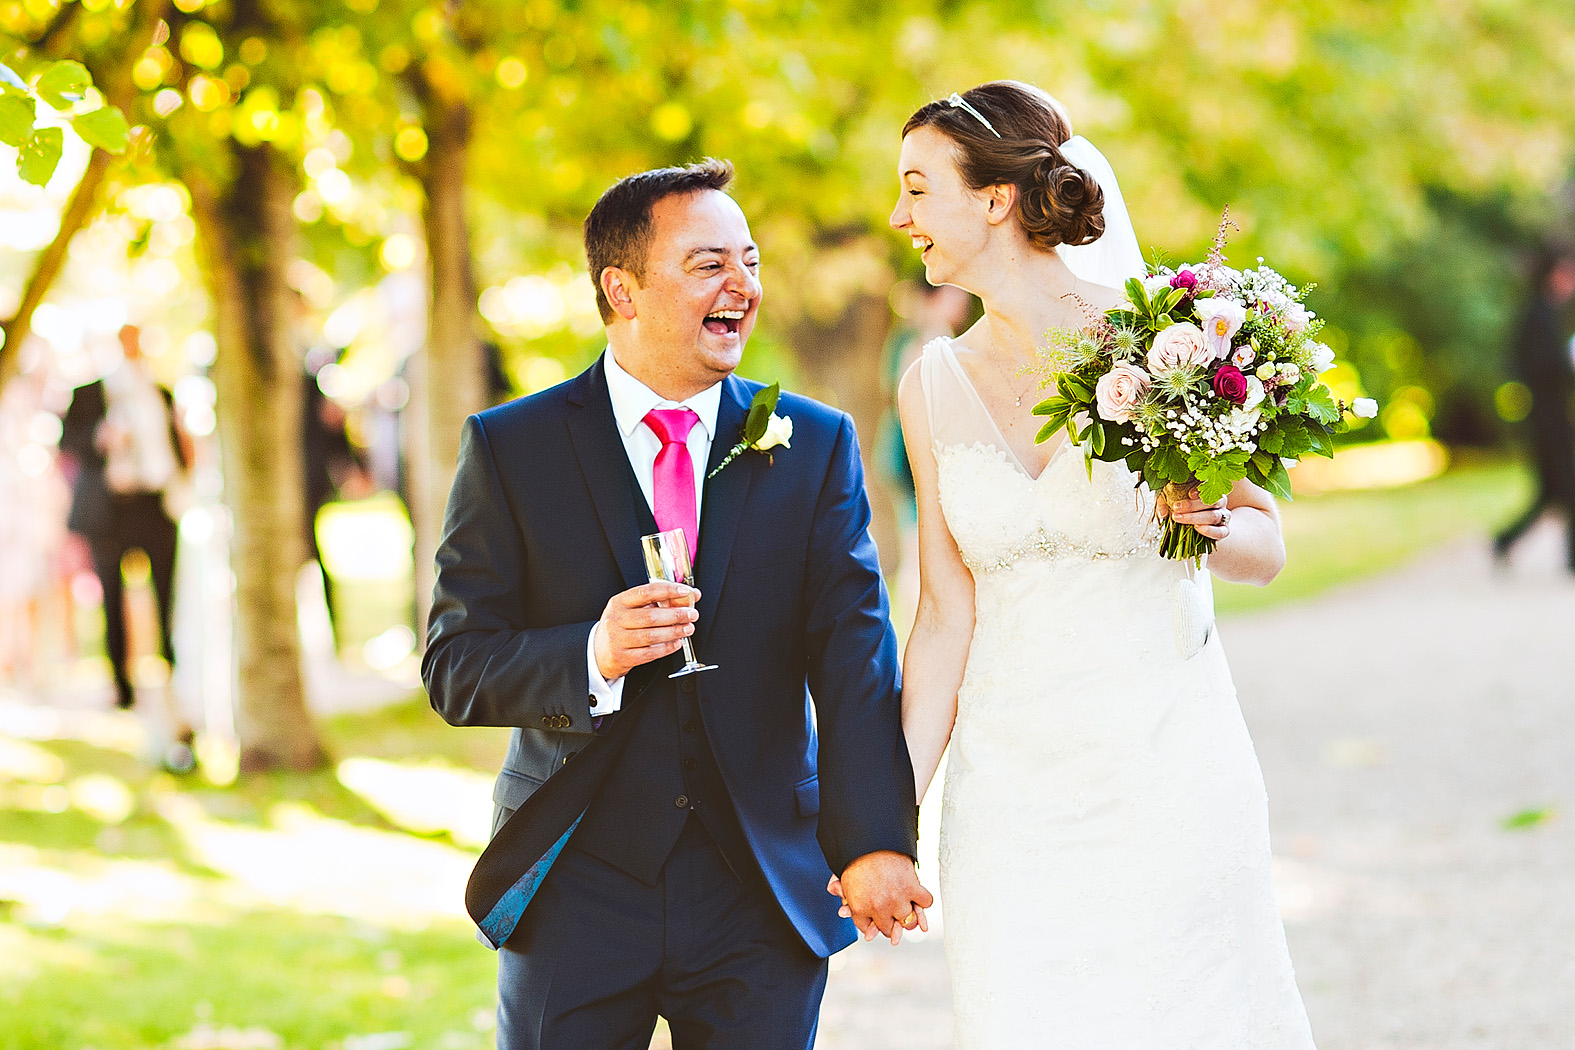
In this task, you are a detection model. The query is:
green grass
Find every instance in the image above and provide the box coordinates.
[1214,458,1531,616]
[1,914,497,1050]
[0,701,512,1050]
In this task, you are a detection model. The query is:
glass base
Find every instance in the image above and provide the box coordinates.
[669,661,719,679]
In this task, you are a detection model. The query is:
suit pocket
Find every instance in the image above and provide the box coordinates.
[794,774,820,817]
[492,768,546,811]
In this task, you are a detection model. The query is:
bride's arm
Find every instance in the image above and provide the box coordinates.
[1160,477,1285,586]
[896,362,976,803]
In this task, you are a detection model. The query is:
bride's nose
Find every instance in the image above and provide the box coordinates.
[889,196,910,230]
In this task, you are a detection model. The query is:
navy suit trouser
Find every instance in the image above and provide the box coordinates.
[496,815,828,1050]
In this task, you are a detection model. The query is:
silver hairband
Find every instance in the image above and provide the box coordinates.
[947,92,1001,138]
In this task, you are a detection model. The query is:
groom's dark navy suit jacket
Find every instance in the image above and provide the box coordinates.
[422,356,918,958]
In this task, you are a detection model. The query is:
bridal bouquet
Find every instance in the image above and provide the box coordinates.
[1033,216,1376,561]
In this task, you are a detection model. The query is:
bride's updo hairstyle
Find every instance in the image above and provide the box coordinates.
[904,81,1105,251]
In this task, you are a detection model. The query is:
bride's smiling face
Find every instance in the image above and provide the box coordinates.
[890,126,997,290]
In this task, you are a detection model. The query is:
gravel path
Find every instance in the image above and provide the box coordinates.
[816,523,1575,1049]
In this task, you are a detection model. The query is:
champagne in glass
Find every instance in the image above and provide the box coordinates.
[640,528,717,678]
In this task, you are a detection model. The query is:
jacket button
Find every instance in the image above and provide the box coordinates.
[540,715,551,726]
[674,795,689,809]
[682,720,697,733]
[560,715,571,728]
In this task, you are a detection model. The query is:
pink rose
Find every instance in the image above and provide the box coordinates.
[1094,361,1151,424]
[1146,322,1213,374]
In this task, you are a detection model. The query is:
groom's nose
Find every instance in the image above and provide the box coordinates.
[725,260,760,299]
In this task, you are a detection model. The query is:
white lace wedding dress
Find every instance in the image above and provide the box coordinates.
[922,337,1317,1048]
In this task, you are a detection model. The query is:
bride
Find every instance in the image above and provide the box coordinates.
[884,81,1318,1047]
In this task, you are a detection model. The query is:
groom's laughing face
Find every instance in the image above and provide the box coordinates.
[627,189,762,390]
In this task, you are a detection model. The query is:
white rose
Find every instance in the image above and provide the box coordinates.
[1145,322,1214,374]
[1226,405,1262,433]
[1351,397,1378,419]
[1094,361,1151,424]
[1231,345,1256,369]
[755,412,793,451]
[1143,273,1173,299]
[1194,297,1247,359]
[1308,342,1336,373]
[1243,375,1265,411]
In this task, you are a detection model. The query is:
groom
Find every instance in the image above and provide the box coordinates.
[423,159,930,1050]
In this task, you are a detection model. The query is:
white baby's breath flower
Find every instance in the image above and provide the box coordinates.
[755,413,793,451]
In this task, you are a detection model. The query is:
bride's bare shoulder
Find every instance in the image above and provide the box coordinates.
[1079,280,1130,314]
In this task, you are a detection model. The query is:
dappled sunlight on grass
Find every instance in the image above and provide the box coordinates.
[337,757,494,849]
[155,793,475,928]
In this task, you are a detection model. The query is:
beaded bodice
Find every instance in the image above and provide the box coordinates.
[920,338,1159,576]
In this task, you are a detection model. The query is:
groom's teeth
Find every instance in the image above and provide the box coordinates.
[706,310,746,320]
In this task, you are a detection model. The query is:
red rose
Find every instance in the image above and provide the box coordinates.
[1212,364,1249,405]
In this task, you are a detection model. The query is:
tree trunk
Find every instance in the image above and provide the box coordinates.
[408,94,484,637]
[188,143,328,773]
[790,290,900,575]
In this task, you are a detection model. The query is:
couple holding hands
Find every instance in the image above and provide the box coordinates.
[424,81,1317,1050]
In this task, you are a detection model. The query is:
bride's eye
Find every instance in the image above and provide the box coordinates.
[909,189,923,197]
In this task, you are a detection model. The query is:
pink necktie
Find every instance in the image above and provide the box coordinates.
[643,407,700,558]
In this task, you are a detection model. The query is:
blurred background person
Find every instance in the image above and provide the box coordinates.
[0,366,71,687]
[1493,249,1575,571]
[59,324,192,710]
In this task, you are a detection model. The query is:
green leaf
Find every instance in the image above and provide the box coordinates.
[1125,276,1148,311]
[17,126,63,186]
[1305,384,1340,425]
[1035,418,1064,445]
[742,381,779,444]
[1091,421,1106,456]
[1306,423,1335,459]
[35,60,91,110]
[1261,456,1294,500]
[0,62,28,93]
[1161,287,1187,313]
[1031,395,1068,417]
[1058,375,1093,401]
[1502,807,1555,830]
[0,93,33,148]
[72,105,129,153]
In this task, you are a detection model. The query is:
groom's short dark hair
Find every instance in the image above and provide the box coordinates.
[584,159,736,323]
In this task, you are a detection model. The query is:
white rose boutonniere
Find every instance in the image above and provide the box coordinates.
[708,382,792,478]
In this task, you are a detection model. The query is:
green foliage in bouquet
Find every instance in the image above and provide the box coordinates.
[1033,221,1375,562]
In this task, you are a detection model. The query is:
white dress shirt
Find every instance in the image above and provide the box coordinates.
[586,349,722,715]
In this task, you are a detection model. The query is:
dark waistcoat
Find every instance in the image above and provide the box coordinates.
[569,478,754,886]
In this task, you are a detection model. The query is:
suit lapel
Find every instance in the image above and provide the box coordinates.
[565,357,650,592]
[691,375,755,653]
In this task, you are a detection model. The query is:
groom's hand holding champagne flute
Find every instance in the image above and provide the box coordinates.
[593,581,701,680]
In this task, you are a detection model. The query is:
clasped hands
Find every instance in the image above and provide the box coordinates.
[826,851,934,946]
[1156,482,1232,542]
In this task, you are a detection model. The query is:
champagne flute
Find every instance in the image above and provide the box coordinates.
[640,528,717,678]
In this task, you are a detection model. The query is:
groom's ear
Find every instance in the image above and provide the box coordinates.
[600,266,639,322]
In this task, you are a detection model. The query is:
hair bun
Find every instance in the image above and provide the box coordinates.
[1019,154,1106,250]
